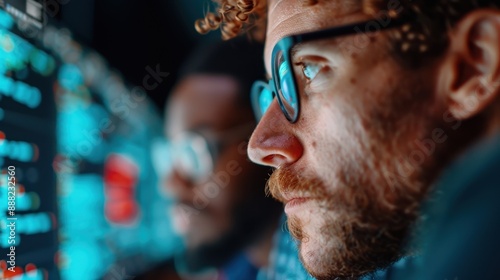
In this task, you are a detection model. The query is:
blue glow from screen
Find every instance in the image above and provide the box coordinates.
[0,8,179,280]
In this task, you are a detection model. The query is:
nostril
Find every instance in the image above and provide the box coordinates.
[263,154,276,162]
[262,154,290,167]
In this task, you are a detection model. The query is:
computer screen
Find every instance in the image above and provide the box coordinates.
[0,5,178,280]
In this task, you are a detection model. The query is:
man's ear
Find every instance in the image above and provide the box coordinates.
[438,9,500,120]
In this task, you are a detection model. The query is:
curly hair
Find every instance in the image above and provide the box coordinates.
[194,0,268,41]
[195,0,499,56]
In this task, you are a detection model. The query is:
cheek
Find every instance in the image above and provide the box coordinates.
[299,77,378,187]
[306,75,367,141]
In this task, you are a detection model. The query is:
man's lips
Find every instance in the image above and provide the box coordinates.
[283,195,314,214]
[286,197,310,206]
[281,192,313,203]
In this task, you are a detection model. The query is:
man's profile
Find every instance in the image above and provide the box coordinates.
[196,1,500,279]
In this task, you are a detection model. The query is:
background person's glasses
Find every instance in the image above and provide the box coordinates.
[169,122,255,182]
[251,16,407,123]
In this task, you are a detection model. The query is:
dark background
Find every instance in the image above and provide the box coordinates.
[57,0,220,114]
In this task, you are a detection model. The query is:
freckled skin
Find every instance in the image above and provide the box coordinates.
[242,0,500,278]
[247,0,456,278]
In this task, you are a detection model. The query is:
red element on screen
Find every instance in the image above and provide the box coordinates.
[17,184,25,194]
[2,266,24,277]
[25,263,37,272]
[105,200,138,224]
[103,154,140,224]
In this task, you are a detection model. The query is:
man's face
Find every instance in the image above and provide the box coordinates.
[165,74,279,270]
[248,0,448,278]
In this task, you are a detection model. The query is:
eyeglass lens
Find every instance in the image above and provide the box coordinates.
[257,84,273,119]
[171,133,213,181]
[275,50,298,121]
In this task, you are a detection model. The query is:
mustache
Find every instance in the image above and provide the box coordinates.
[266,167,328,203]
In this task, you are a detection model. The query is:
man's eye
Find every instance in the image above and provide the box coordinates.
[301,63,321,81]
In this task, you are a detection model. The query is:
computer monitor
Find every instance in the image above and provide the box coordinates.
[0,5,178,280]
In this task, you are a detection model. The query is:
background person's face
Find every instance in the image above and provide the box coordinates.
[248,0,449,278]
[165,74,280,270]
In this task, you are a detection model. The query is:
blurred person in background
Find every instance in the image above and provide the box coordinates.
[196,0,500,279]
[136,38,282,280]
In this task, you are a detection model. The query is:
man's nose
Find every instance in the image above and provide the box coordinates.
[247,99,304,168]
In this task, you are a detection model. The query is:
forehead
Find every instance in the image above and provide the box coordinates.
[264,0,360,74]
[166,74,240,137]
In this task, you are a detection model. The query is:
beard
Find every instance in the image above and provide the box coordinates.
[267,161,427,279]
[265,97,450,280]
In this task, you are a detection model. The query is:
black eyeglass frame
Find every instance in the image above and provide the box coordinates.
[254,16,408,123]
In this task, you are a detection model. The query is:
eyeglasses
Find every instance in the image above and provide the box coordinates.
[169,122,255,182]
[251,16,407,123]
